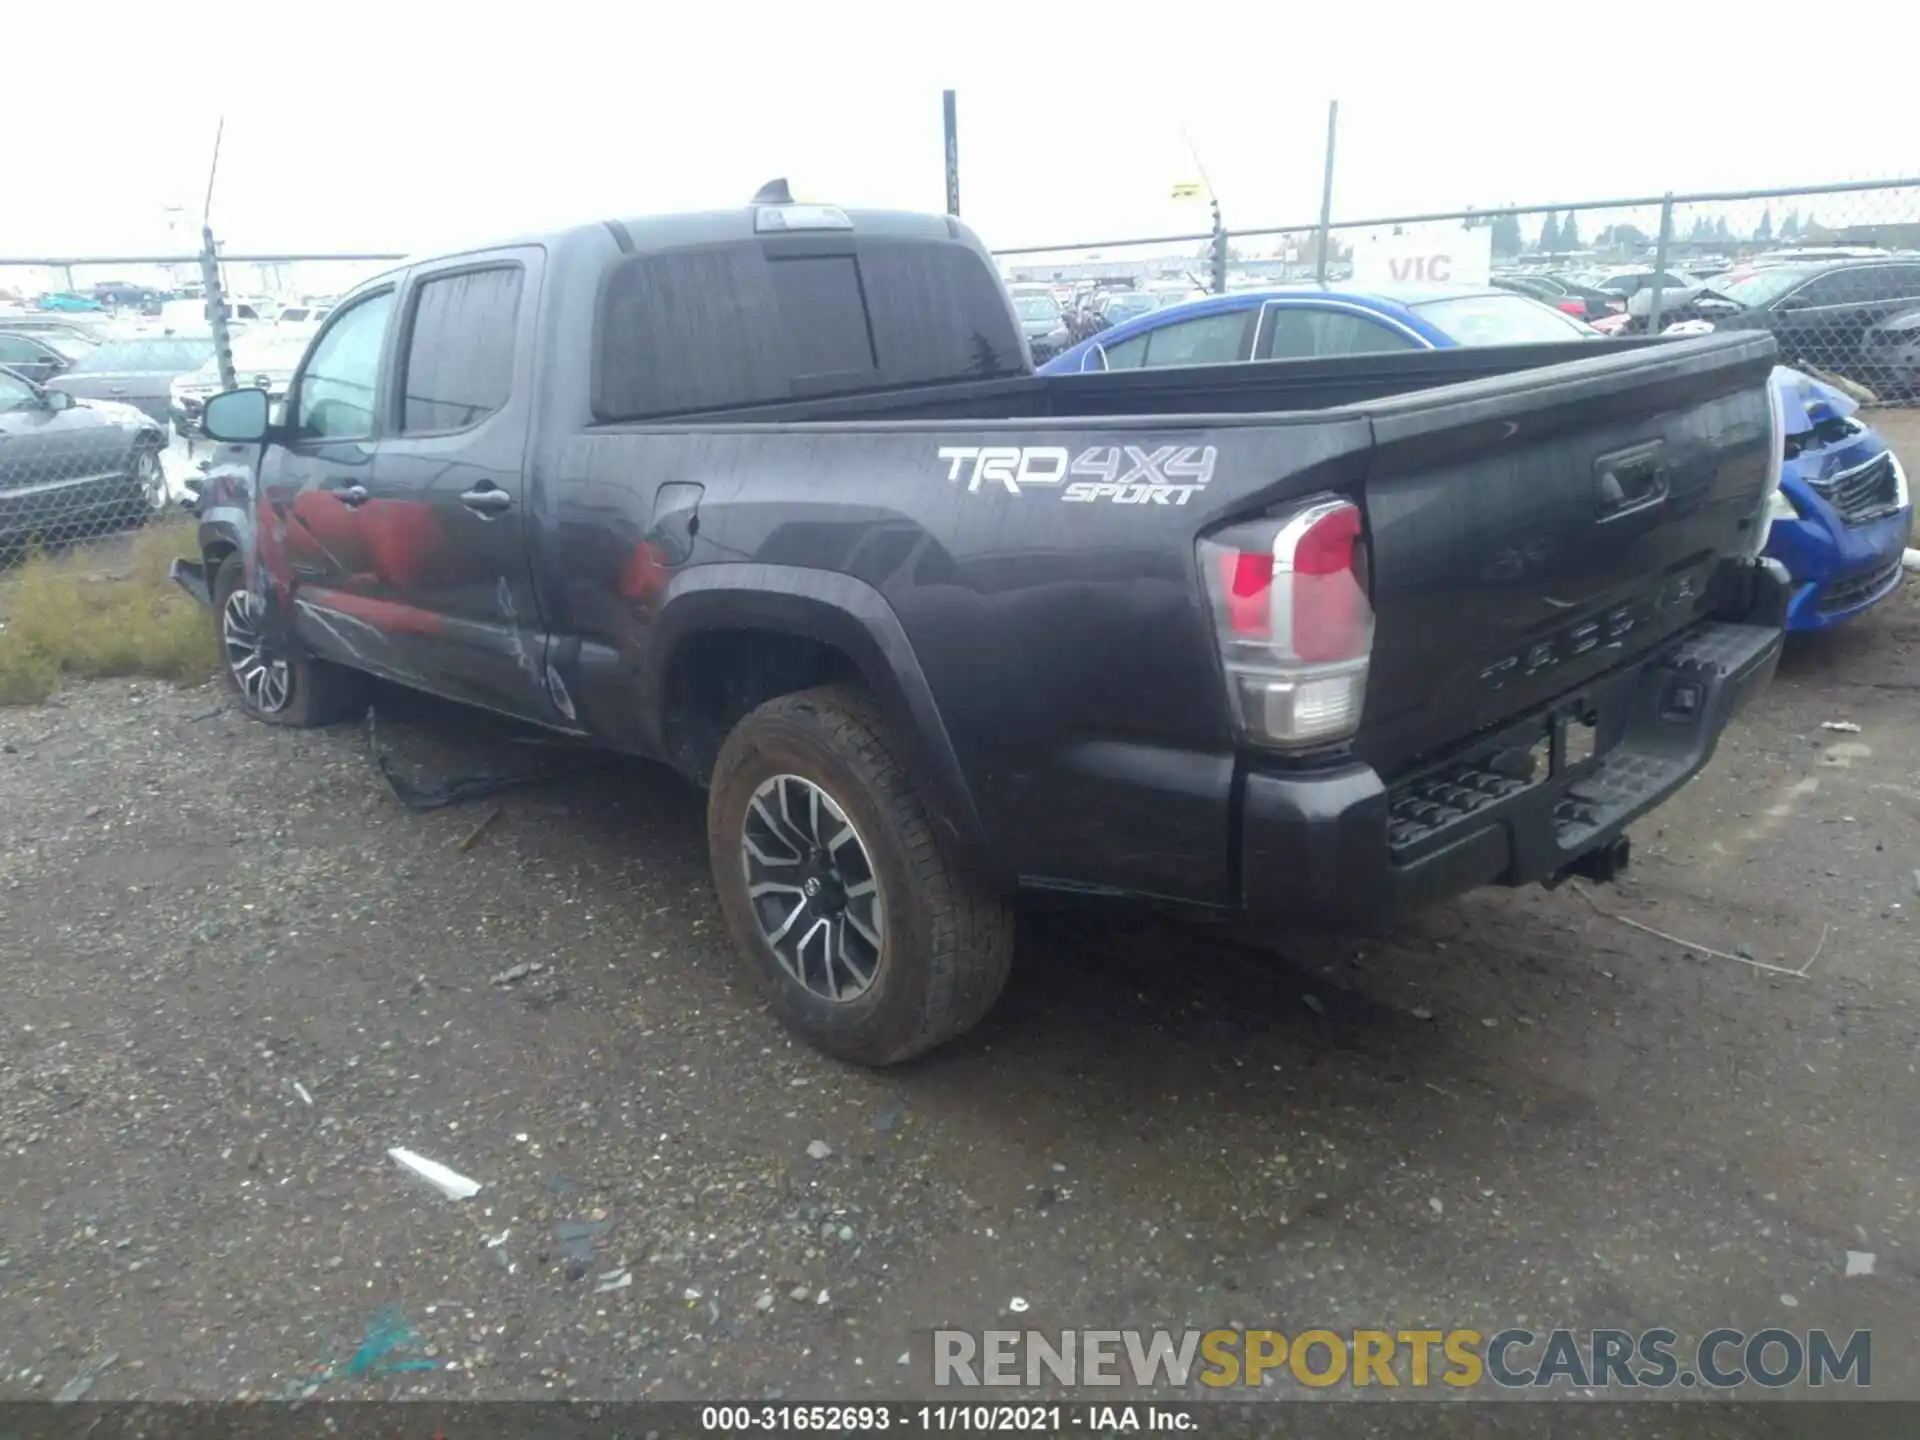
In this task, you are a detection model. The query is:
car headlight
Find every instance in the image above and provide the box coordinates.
[1891,452,1910,510]
[1767,488,1800,523]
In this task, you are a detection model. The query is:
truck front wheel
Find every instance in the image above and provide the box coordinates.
[707,685,1015,1066]
[212,554,361,727]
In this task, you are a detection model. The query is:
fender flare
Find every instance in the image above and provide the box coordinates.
[649,563,995,875]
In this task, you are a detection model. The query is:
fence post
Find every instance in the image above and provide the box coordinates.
[942,90,961,218]
[1314,100,1339,283]
[1211,200,1228,295]
[200,227,236,393]
[1647,193,1674,335]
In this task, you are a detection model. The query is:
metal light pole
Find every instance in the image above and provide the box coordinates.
[1647,194,1675,335]
[200,118,236,392]
[942,90,961,218]
[1314,100,1340,284]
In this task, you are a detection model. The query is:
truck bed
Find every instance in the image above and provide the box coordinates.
[586,337,1677,427]
[547,332,1780,909]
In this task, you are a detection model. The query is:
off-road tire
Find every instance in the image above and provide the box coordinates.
[212,553,361,727]
[707,685,1015,1065]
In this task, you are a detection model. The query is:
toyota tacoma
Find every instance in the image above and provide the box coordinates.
[176,186,1791,1064]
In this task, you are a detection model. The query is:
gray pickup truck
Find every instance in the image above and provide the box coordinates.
[179,189,1790,1064]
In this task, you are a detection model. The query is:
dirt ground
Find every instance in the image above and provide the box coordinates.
[3,474,1920,1430]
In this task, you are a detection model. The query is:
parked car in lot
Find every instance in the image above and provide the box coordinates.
[1764,368,1910,631]
[1492,272,1623,321]
[156,298,268,334]
[1665,258,1920,381]
[46,334,217,427]
[169,328,314,436]
[1041,283,1905,633]
[0,311,109,345]
[92,280,167,312]
[1587,268,1704,301]
[1011,292,1073,365]
[37,291,103,313]
[0,366,169,549]
[1038,283,1597,373]
[1857,307,1920,397]
[0,327,95,386]
[180,192,1787,1064]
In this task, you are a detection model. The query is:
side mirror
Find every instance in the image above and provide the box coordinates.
[43,387,75,412]
[203,386,270,443]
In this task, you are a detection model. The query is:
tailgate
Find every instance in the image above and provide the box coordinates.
[1355,332,1778,777]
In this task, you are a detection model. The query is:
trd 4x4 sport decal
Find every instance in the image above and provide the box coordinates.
[937,444,1218,505]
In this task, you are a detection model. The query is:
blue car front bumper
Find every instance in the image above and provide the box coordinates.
[1765,493,1910,633]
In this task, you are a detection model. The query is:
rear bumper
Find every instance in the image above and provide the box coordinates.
[1238,559,1789,930]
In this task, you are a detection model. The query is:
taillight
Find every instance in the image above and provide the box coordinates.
[1198,496,1373,750]
[1558,299,1585,316]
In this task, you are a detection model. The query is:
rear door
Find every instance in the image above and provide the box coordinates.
[362,249,552,721]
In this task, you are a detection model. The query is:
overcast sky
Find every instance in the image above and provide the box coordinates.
[9,0,1917,268]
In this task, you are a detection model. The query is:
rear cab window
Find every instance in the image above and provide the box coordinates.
[591,214,1025,421]
[399,266,523,434]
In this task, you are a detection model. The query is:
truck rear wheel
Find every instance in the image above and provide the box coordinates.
[707,685,1015,1066]
[212,554,361,727]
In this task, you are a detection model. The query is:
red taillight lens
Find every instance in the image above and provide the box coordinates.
[1558,299,1585,315]
[1290,504,1366,662]
[1217,550,1274,637]
[1198,496,1373,750]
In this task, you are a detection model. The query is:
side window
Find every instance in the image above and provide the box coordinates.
[1795,271,1858,306]
[400,267,522,434]
[0,336,43,365]
[293,290,395,441]
[1854,266,1920,304]
[1096,333,1150,370]
[1262,308,1417,359]
[1315,312,1418,356]
[1139,312,1252,369]
[1263,309,1323,360]
[0,371,36,411]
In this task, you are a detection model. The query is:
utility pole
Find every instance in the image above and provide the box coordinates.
[200,117,236,392]
[1314,100,1340,283]
[942,90,961,217]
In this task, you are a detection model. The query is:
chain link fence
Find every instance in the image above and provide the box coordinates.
[3,180,1916,562]
[0,353,177,560]
[995,178,1920,399]
[0,251,396,560]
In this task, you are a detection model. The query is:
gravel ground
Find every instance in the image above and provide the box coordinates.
[3,525,1920,1423]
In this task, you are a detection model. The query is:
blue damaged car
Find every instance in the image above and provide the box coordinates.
[1763,367,1910,632]
[1040,286,1909,633]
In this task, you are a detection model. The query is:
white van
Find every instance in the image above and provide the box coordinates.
[156,297,267,333]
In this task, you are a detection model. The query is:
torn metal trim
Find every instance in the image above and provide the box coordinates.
[169,558,212,609]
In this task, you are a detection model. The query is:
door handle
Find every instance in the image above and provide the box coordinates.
[460,484,513,516]
[335,484,370,508]
[109,386,128,395]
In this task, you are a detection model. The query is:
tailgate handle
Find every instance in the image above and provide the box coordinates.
[1594,444,1668,521]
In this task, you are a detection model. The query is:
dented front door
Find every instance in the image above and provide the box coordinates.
[357,248,554,723]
